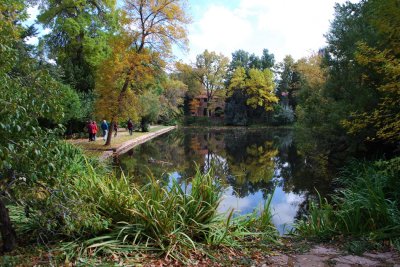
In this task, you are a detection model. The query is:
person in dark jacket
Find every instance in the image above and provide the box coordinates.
[113,121,118,137]
[127,118,133,135]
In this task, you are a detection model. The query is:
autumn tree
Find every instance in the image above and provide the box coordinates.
[95,35,151,136]
[174,61,202,97]
[341,0,400,143]
[294,54,336,152]
[173,61,202,115]
[228,67,278,111]
[95,0,190,145]
[225,49,277,125]
[194,50,229,116]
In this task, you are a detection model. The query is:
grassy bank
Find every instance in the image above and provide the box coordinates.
[295,157,400,253]
[3,143,278,265]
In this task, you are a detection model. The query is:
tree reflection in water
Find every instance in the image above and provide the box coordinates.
[118,127,335,234]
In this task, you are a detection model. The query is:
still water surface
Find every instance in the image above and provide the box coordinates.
[118,127,333,234]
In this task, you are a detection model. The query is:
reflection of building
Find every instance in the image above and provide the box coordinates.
[190,92,225,117]
[189,132,225,156]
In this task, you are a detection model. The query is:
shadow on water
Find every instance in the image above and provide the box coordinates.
[117,127,336,234]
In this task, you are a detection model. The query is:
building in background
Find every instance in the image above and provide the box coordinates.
[189,91,225,117]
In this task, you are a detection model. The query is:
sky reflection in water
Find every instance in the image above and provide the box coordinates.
[118,128,331,235]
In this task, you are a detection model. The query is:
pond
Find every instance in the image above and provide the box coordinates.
[117,127,334,235]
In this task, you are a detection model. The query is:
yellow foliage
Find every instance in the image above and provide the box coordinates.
[124,0,190,54]
[295,54,326,89]
[229,67,278,111]
[189,98,200,114]
[94,34,156,122]
[229,142,278,185]
[342,43,400,143]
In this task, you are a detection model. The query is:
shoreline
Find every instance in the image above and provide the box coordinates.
[100,125,176,160]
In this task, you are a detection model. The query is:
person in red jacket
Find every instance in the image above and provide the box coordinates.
[92,121,98,141]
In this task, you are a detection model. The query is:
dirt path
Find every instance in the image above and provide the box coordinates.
[100,126,176,160]
[265,245,400,267]
[69,125,176,159]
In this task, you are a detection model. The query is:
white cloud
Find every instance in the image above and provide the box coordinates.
[25,5,40,26]
[187,4,254,62]
[23,6,52,46]
[24,36,39,45]
[182,0,360,63]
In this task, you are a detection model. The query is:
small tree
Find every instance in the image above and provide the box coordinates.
[194,50,229,116]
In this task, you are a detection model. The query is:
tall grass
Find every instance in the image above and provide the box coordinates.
[9,142,279,263]
[61,166,278,262]
[295,157,400,242]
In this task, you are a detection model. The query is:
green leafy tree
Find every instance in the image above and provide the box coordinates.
[296,0,397,155]
[36,0,117,92]
[139,91,161,131]
[276,55,300,109]
[227,49,275,82]
[159,78,187,124]
[225,49,276,125]
[0,0,83,251]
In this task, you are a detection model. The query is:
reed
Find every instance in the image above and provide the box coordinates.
[295,158,400,242]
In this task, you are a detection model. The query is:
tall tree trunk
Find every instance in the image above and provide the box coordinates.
[0,197,17,252]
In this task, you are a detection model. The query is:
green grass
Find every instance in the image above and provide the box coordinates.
[295,157,400,244]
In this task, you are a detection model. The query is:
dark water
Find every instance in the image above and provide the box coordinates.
[118,127,334,234]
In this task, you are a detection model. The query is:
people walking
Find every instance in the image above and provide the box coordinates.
[127,118,133,135]
[92,121,98,141]
[101,119,108,141]
[87,120,94,142]
[113,121,118,137]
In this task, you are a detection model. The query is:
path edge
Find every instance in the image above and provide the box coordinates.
[99,126,177,161]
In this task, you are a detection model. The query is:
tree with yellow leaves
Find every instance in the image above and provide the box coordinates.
[340,0,400,143]
[95,35,155,141]
[228,66,278,112]
[95,0,190,145]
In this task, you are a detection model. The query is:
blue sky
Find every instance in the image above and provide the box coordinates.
[26,0,360,64]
